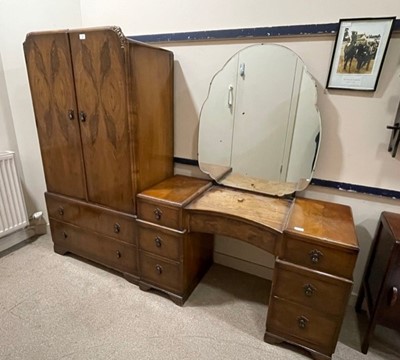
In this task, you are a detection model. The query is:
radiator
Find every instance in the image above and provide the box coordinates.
[0,151,29,238]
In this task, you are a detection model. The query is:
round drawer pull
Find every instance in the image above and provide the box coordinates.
[116,250,121,258]
[114,223,121,234]
[309,249,323,264]
[155,264,163,274]
[62,231,68,239]
[58,206,64,216]
[303,284,316,297]
[154,236,162,248]
[154,208,162,221]
[297,316,309,329]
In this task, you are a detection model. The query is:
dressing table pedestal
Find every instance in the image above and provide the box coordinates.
[137,175,359,360]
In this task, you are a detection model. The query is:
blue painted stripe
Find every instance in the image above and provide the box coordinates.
[310,179,400,199]
[173,157,400,199]
[129,20,400,43]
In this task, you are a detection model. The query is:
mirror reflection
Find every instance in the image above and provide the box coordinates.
[198,44,321,196]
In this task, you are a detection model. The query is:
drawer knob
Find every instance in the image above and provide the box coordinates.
[114,223,121,233]
[154,236,162,248]
[62,231,68,239]
[297,316,309,329]
[155,264,163,274]
[58,206,64,216]
[154,208,162,221]
[390,286,398,307]
[303,284,316,297]
[309,249,323,264]
[116,250,121,258]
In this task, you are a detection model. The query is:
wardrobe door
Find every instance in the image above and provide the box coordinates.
[68,28,134,213]
[24,32,87,199]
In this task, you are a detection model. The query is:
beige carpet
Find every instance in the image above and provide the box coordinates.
[0,234,399,360]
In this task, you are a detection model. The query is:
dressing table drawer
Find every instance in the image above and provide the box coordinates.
[138,221,184,261]
[267,296,339,355]
[273,260,352,316]
[50,219,138,275]
[137,200,182,230]
[139,252,182,293]
[46,192,136,244]
[281,235,357,279]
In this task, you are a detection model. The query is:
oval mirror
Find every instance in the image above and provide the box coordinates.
[198,44,321,196]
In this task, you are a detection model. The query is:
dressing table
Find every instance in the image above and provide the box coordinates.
[25,28,359,360]
[137,44,359,360]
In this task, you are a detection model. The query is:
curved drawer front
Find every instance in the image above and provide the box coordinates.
[46,192,136,244]
[138,222,183,261]
[139,252,182,293]
[50,219,138,275]
[273,260,352,316]
[267,296,339,355]
[281,235,357,279]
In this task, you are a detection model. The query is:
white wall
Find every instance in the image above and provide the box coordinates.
[1,0,400,295]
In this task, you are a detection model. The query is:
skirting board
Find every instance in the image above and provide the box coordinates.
[214,251,274,280]
[0,224,47,257]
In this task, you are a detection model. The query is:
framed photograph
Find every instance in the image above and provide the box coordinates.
[326,17,395,91]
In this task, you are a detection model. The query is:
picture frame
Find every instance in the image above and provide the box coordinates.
[326,17,395,91]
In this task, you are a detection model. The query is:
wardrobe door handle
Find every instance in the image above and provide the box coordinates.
[79,111,86,122]
[68,109,74,120]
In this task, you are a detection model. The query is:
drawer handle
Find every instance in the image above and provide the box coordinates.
[297,316,309,329]
[62,231,68,239]
[154,236,162,248]
[309,249,323,264]
[154,208,162,221]
[390,287,398,307]
[303,284,316,297]
[155,264,163,274]
[116,250,121,258]
[114,223,121,233]
[58,206,64,216]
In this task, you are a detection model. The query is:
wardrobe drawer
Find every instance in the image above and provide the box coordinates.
[138,222,184,261]
[267,296,340,355]
[50,219,138,275]
[273,260,352,316]
[281,235,357,279]
[139,252,182,293]
[46,192,136,244]
[137,199,182,230]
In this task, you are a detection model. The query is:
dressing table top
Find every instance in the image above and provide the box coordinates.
[186,185,292,233]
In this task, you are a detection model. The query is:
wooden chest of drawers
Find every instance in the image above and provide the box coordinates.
[46,192,138,283]
[137,176,214,305]
[265,198,359,360]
